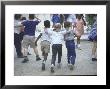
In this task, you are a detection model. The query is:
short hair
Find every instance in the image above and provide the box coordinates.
[54,23,61,29]
[29,14,35,19]
[21,17,26,20]
[44,20,50,28]
[14,14,22,20]
[76,14,82,19]
[64,21,71,28]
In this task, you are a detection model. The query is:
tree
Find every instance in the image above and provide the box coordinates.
[85,14,97,31]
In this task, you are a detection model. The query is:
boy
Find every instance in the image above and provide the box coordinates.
[14,14,24,58]
[45,23,71,73]
[21,14,41,63]
[64,22,77,70]
[35,20,51,70]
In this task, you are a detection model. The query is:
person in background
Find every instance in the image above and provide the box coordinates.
[21,14,42,63]
[60,14,65,28]
[66,14,76,29]
[14,14,23,58]
[20,17,31,55]
[63,14,69,21]
[51,14,60,28]
[88,15,97,61]
[35,20,51,71]
[74,14,86,49]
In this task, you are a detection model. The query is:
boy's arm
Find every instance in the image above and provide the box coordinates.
[35,16,41,23]
[35,33,42,46]
[61,29,72,35]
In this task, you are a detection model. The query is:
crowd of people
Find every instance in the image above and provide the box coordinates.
[14,14,97,73]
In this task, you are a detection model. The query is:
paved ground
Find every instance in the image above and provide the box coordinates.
[14,40,97,76]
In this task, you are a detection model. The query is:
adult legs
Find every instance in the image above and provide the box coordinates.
[92,41,97,61]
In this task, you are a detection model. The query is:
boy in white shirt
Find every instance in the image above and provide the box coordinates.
[45,23,71,73]
[35,20,51,71]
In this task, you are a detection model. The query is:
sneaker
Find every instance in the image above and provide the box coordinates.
[22,58,29,63]
[42,62,45,71]
[36,57,41,61]
[77,44,81,50]
[57,63,61,69]
[70,64,74,70]
[50,64,54,73]
[92,58,97,61]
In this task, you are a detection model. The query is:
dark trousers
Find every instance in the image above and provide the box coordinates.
[14,33,23,57]
[19,32,24,41]
[66,40,76,65]
[51,44,62,66]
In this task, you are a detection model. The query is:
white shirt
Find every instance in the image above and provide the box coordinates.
[14,20,22,34]
[41,28,51,42]
[45,29,67,45]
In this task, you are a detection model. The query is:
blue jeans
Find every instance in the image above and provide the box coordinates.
[66,40,76,65]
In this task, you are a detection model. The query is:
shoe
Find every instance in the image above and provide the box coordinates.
[22,58,29,63]
[57,63,61,69]
[67,63,71,68]
[27,52,31,55]
[92,58,97,61]
[50,64,54,73]
[77,44,81,50]
[42,62,45,71]
[70,64,74,70]
[36,57,41,61]
[17,55,24,58]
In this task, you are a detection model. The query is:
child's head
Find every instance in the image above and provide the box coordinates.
[14,14,22,20]
[44,20,50,28]
[29,14,35,20]
[21,17,26,20]
[64,21,71,28]
[54,23,61,30]
[76,14,82,20]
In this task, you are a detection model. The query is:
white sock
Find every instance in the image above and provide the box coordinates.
[51,64,54,67]
[92,55,95,58]
[77,44,80,48]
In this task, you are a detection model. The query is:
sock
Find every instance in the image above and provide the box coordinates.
[92,55,95,58]
[77,44,80,48]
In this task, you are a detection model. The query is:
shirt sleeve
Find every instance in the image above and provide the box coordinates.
[14,21,22,28]
[35,20,40,25]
